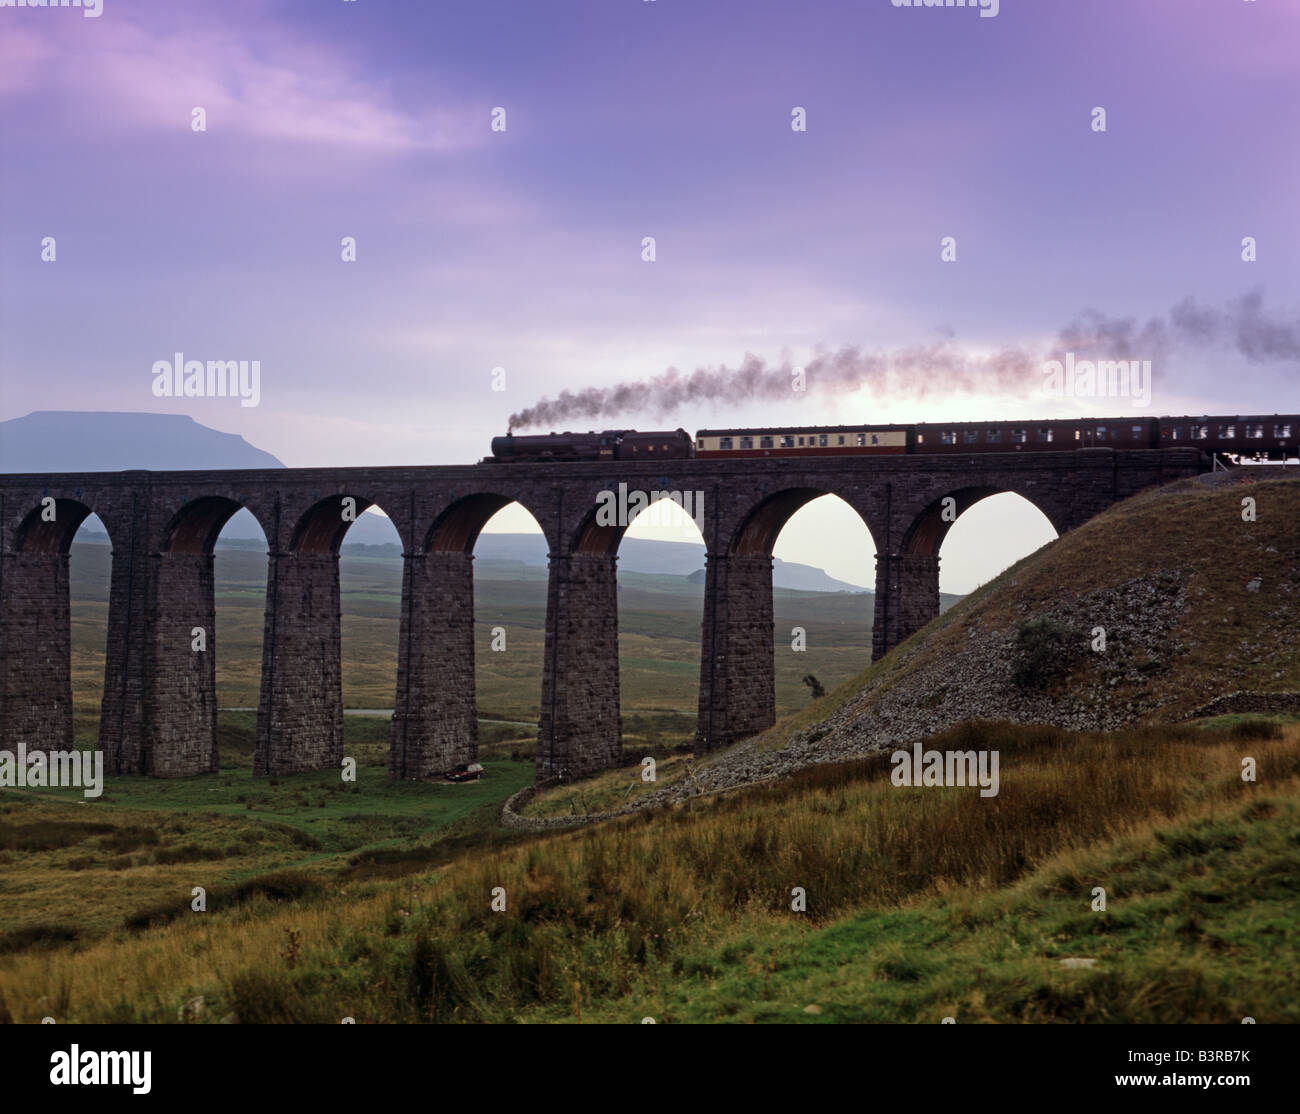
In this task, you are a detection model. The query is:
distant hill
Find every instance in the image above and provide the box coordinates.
[0,411,285,473]
[275,533,873,593]
[78,527,873,594]
[468,534,872,593]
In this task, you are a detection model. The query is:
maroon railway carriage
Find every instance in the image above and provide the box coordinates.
[1158,415,1296,461]
[911,417,1161,453]
[912,415,1297,459]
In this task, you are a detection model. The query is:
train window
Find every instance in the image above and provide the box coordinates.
[1131,425,1143,438]
[940,431,956,445]
[1095,426,1107,442]
[760,436,774,449]
[1037,428,1054,443]
[797,437,805,446]
[856,433,866,446]
[1011,428,1026,444]
[1247,424,1265,439]
[917,434,924,444]
[986,429,1001,443]
[837,435,845,445]
[963,430,980,445]
[779,436,795,448]
[1190,425,1207,440]
[1074,430,1081,441]
[720,437,733,450]
[1218,424,1236,438]
[871,434,879,445]
[1169,427,1182,440]
[819,434,828,447]
[740,436,753,449]
[1275,423,1293,438]
[697,439,704,448]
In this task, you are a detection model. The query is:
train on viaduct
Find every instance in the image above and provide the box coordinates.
[0,432,1209,784]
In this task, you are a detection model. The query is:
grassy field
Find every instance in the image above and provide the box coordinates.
[67,543,880,740]
[0,715,538,951]
[19,493,1293,1026]
[1,716,1295,1023]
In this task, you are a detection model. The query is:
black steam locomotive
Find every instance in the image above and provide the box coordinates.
[489,429,695,462]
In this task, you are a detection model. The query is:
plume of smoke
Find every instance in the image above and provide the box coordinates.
[1047,291,1300,365]
[507,290,1300,430]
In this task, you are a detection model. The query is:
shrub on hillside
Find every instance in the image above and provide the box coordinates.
[1010,617,1082,691]
[802,674,827,700]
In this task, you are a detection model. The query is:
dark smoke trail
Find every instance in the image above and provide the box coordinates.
[1048,291,1300,365]
[507,290,1299,430]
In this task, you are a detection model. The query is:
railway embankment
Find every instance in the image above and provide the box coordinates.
[525,473,1300,817]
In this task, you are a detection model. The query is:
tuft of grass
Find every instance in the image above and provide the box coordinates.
[0,924,83,956]
[123,871,324,931]
[0,820,114,851]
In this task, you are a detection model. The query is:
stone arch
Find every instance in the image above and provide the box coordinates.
[901,486,1005,557]
[767,490,879,710]
[12,497,96,553]
[731,487,841,556]
[258,493,399,776]
[571,487,705,556]
[697,486,877,755]
[933,489,1061,599]
[289,494,379,553]
[427,492,519,554]
[562,488,710,771]
[873,487,1005,663]
[394,491,551,781]
[900,484,1060,557]
[146,496,272,776]
[161,495,263,554]
[873,485,1063,660]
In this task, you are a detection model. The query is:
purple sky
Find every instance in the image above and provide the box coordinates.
[2,0,1297,589]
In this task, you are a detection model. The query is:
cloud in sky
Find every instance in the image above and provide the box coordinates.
[2,10,482,153]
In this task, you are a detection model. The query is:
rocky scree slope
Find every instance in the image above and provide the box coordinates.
[637,473,1300,805]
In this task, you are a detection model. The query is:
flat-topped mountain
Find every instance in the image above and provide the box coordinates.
[0,411,285,473]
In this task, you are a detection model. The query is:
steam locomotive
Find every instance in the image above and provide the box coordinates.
[487,415,1298,463]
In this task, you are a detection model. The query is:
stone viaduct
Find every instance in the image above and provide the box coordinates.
[0,448,1204,782]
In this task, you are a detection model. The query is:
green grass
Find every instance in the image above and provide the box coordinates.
[56,713,536,847]
[0,714,536,948]
[2,719,1295,1023]
[596,799,1299,1024]
[1194,712,1300,732]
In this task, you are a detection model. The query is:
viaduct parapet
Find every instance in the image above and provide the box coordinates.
[0,448,1205,781]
